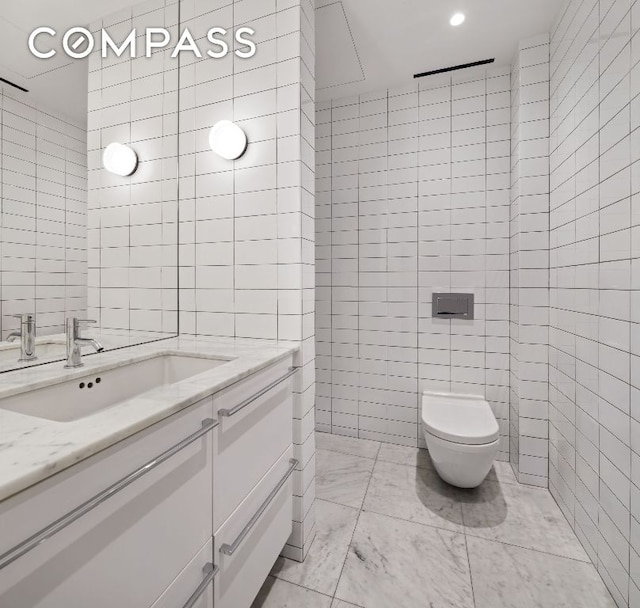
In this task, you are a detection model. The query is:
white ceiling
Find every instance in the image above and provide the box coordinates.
[0,1,136,124]
[2,1,564,122]
[316,0,563,101]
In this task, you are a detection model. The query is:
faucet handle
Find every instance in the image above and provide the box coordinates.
[66,318,97,327]
[75,320,97,337]
[12,314,35,323]
[65,318,97,338]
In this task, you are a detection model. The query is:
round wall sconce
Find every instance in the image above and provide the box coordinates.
[209,120,248,160]
[103,143,138,177]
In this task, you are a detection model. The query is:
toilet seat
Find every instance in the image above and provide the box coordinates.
[422,392,499,446]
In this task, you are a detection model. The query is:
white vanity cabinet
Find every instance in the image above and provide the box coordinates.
[212,357,295,531]
[0,354,296,608]
[214,448,295,608]
[150,540,215,608]
[212,358,295,608]
[0,398,215,608]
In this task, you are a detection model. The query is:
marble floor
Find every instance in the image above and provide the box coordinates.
[252,432,616,608]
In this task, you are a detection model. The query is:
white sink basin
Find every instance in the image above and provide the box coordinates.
[0,353,230,422]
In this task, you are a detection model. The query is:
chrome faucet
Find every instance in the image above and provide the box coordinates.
[64,318,104,368]
[7,314,37,362]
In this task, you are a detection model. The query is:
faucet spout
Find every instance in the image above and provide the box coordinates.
[64,319,102,368]
[76,338,105,353]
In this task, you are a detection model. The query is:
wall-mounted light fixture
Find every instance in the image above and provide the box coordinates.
[103,143,138,176]
[450,12,465,26]
[209,120,248,160]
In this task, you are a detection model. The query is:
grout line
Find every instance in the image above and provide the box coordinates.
[461,530,592,565]
[329,436,380,604]
[354,499,592,565]
[313,495,362,511]
[175,0,182,336]
[330,100,333,435]
[315,446,377,461]
[462,525,478,608]
[264,574,335,601]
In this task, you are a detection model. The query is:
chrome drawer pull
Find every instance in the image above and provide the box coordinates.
[219,458,298,556]
[0,418,218,571]
[218,367,297,418]
[182,563,219,608]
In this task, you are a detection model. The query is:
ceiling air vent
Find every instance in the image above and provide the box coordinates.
[414,58,495,79]
[0,77,28,93]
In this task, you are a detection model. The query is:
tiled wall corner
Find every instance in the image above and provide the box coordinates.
[509,48,522,479]
[0,85,88,339]
[315,67,511,457]
[288,0,317,561]
[549,0,640,604]
[509,34,551,488]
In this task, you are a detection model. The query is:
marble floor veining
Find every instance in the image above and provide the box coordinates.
[252,432,617,608]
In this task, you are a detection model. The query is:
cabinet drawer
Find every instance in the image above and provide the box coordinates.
[0,399,215,608]
[151,540,215,608]
[213,357,293,532]
[214,446,295,608]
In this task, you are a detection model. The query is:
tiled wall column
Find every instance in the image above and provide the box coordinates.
[0,85,88,339]
[177,0,316,561]
[509,34,551,488]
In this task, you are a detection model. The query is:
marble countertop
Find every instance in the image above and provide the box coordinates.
[0,336,298,503]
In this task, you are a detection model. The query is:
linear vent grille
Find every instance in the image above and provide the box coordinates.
[0,77,28,93]
[414,58,495,79]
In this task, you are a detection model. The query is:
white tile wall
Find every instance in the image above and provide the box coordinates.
[510,34,551,488]
[316,68,512,457]
[549,0,640,604]
[0,85,88,339]
[87,0,180,336]
[176,0,317,561]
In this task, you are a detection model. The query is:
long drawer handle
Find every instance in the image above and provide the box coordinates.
[182,563,219,608]
[0,418,218,571]
[220,458,298,556]
[218,367,297,418]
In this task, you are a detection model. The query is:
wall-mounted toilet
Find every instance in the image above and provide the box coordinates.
[421,391,500,489]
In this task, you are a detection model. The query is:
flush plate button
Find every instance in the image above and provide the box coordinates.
[432,293,474,320]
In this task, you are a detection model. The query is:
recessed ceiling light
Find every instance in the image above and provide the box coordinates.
[450,13,466,26]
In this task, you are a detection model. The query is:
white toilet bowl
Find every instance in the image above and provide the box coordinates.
[421,391,500,489]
